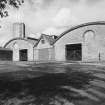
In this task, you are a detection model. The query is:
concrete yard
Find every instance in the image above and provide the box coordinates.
[0,61,105,105]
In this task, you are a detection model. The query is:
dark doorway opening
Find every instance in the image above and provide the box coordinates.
[66,43,82,61]
[0,50,13,61]
[19,49,28,61]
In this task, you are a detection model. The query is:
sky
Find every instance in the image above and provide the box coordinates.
[0,0,105,46]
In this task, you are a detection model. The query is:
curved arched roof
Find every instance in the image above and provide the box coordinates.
[53,21,105,44]
[4,37,38,48]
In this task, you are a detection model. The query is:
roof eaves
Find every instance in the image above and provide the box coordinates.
[33,35,42,48]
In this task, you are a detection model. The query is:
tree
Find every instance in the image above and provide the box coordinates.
[0,0,24,18]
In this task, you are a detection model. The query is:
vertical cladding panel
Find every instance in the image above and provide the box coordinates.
[38,48,55,61]
[38,48,49,61]
[34,49,38,61]
[48,48,55,61]
[50,48,55,60]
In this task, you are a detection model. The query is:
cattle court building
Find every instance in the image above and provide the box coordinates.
[53,21,105,62]
[2,21,105,62]
[4,23,38,61]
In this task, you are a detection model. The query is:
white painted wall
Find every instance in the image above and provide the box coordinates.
[34,36,54,61]
[54,24,105,61]
[5,39,34,61]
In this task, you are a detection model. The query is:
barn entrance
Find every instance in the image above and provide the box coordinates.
[0,50,13,61]
[66,43,82,61]
[19,49,28,61]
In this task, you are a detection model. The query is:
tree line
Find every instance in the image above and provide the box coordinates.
[0,0,24,18]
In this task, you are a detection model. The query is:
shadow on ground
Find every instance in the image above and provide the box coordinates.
[0,65,95,105]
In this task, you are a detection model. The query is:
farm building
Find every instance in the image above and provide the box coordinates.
[2,21,105,62]
[4,23,38,61]
[4,37,38,61]
[34,34,57,61]
[54,21,105,62]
